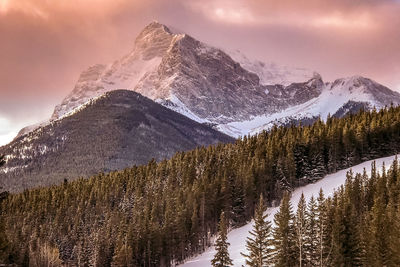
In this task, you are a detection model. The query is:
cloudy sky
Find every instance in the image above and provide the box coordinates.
[0,0,399,145]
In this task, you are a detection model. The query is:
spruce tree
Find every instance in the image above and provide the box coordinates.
[111,239,134,267]
[231,179,247,227]
[331,193,346,266]
[211,212,233,267]
[316,189,329,267]
[295,193,307,267]
[241,194,273,266]
[305,195,319,266]
[369,195,391,266]
[272,191,297,267]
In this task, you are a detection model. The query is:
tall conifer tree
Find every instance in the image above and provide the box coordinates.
[305,195,319,266]
[211,212,233,267]
[316,189,329,266]
[272,192,297,267]
[241,194,273,266]
[295,193,307,267]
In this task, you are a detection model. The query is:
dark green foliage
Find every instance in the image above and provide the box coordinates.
[272,158,400,267]
[295,193,307,267]
[304,195,319,266]
[0,90,234,193]
[272,192,297,267]
[1,107,400,265]
[211,212,233,267]
[241,194,273,266]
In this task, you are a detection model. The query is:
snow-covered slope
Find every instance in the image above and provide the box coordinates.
[219,76,400,137]
[181,154,399,267]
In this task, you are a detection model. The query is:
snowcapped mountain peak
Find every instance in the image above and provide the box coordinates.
[41,21,400,139]
[137,21,172,36]
[51,21,322,124]
[325,75,400,108]
[133,21,177,59]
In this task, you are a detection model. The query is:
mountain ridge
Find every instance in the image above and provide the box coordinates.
[42,21,400,139]
[0,90,233,192]
[49,22,323,127]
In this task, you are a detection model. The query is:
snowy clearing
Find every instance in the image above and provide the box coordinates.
[181,154,399,267]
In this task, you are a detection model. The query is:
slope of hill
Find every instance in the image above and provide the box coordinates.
[1,106,400,265]
[0,90,233,192]
[181,154,399,266]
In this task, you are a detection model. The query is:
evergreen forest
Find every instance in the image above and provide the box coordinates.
[1,106,400,266]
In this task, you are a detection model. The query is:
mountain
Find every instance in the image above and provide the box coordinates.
[4,21,400,190]
[0,90,233,192]
[45,21,400,138]
[50,21,322,128]
[222,75,400,136]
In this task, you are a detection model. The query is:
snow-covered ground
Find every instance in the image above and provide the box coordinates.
[181,154,399,267]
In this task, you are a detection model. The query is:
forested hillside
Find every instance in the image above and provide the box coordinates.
[1,106,400,266]
[0,90,233,193]
[256,158,400,266]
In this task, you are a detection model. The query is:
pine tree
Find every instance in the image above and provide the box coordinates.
[295,193,307,267]
[241,194,273,266]
[272,191,297,267]
[111,238,134,267]
[330,192,346,267]
[369,195,391,266]
[305,195,319,266]
[211,212,233,267]
[316,189,329,267]
[231,179,247,227]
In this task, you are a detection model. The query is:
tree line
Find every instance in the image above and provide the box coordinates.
[1,106,400,266]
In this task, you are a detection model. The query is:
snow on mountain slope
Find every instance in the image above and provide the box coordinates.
[181,154,399,267]
[227,50,315,86]
[49,21,322,128]
[15,22,400,141]
[219,75,400,137]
